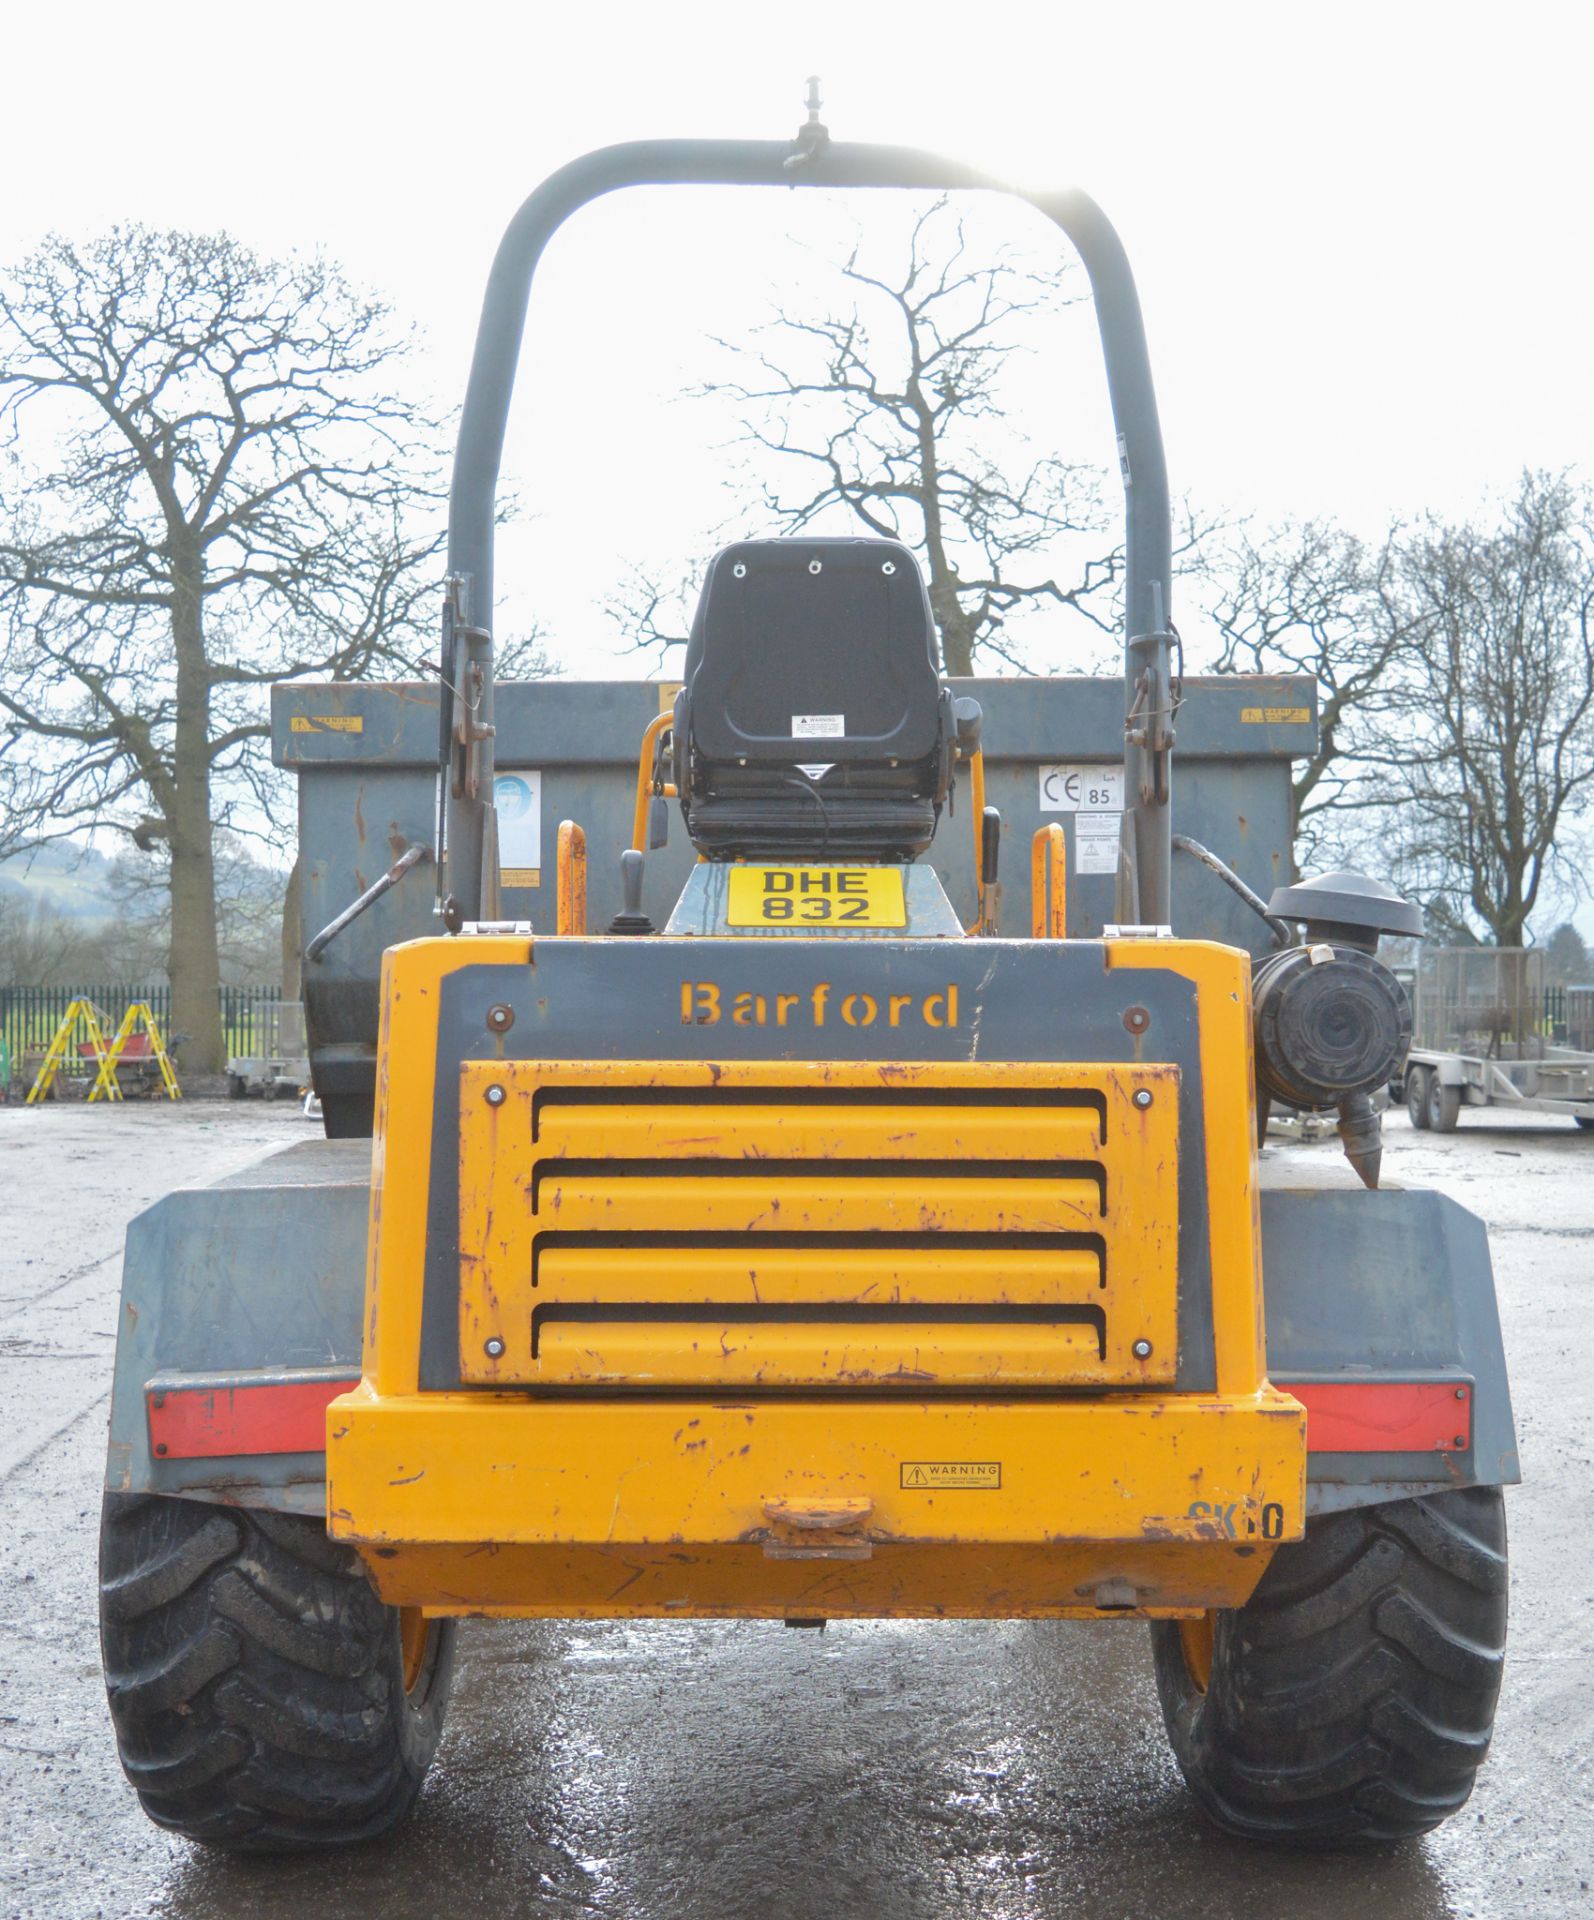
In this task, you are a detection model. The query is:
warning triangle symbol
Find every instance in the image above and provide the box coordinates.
[906,1466,929,1487]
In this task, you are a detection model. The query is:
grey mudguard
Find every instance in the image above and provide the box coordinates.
[105,1140,368,1516]
[1263,1182,1520,1512]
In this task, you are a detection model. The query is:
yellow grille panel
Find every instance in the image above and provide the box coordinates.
[533,1101,1103,1161]
[534,1321,1103,1387]
[457,1060,1179,1390]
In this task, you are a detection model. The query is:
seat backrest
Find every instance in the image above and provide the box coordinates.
[682,537,942,768]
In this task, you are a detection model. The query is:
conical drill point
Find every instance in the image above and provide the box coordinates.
[1337,1092,1383,1189]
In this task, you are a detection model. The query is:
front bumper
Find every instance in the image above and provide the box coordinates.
[326,1386,1307,1618]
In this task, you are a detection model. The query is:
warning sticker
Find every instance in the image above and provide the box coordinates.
[1240,706,1311,724]
[1075,812,1121,876]
[792,713,845,738]
[900,1462,1001,1490]
[289,714,364,734]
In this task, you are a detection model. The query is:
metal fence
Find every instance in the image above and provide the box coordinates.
[1412,950,1589,1057]
[0,984,281,1070]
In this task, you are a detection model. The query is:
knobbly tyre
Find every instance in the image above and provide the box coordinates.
[98,103,1515,1853]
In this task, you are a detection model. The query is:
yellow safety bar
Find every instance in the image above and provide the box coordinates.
[965,747,998,935]
[556,821,587,934]
[1032,824,1067,939]
[631,712,678,854]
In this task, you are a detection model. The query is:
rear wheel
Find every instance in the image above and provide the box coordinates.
[1152,1486,1507,1846]
[1406,1069,1432,1130]
[1427,1073,1462,1133]
[99,1491,455,1851]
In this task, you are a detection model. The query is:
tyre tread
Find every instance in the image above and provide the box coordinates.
[99,1492,454,1852]
[1152,1487,1507,1846]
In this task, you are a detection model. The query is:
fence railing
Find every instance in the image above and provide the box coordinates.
[0,984,282,1068]
[1414,977,1587,1056]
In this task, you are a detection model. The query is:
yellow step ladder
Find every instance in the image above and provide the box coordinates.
[90,1002,182,1103]
[26,999,116,1105]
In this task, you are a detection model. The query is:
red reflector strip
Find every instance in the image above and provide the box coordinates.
[147,1378,358,1459]
[1286,1380,1472,1454]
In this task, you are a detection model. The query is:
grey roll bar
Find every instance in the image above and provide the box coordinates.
[443,135,1175,924]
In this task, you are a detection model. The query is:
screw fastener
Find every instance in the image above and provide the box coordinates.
[1133,1088,1153,1110]
[154,1442,169,1456]
[1123,1006,1150,1035]
[486,1003,515,1033]
[484,1084,506,1107]
[1455,1386,1468,1400]
[1132,1339,1153,1359]
[484,1337,506,1359]
[1454,1434,1467,1449]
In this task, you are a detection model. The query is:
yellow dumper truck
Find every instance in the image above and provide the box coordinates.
[99,115,1514,1852]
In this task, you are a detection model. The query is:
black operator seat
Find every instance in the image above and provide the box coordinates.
[671,537,968,860]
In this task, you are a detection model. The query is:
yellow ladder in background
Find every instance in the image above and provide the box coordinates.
[90,1002,182,1103]
[26,999,117,1105]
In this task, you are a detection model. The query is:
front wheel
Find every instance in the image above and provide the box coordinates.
[99,1492,455,1851]
[1152,1486,1507,1846]
[1406,1068,1432,1130]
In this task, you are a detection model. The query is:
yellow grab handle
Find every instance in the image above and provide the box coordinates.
[631,711,676,853]
[556,820,587,934]
[964,747,989,934]
[1031,823,1067,939]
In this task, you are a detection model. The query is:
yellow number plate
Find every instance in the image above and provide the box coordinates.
[726,866,906,929]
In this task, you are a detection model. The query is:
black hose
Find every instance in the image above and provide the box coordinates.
[1172,835,1293,948]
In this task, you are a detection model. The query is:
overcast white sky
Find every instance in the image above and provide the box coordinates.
[4,0,1592,923]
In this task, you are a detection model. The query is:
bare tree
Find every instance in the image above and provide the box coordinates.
[1208,520,1417,865]
[0,892,101,986]
[1213,518,1413,864]
[1391,472,1594,944]
[620,200,1134,675]
[101,837,289,986]
[0,227,449,1068]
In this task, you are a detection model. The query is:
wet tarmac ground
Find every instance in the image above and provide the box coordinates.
[1,1100,1589,1918]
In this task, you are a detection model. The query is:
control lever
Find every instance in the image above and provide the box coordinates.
[606,848,657,935]
[980,807,1001,884]
[977,806,1003,935]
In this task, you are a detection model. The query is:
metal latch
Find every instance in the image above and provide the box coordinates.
[761,1495,874,1561]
